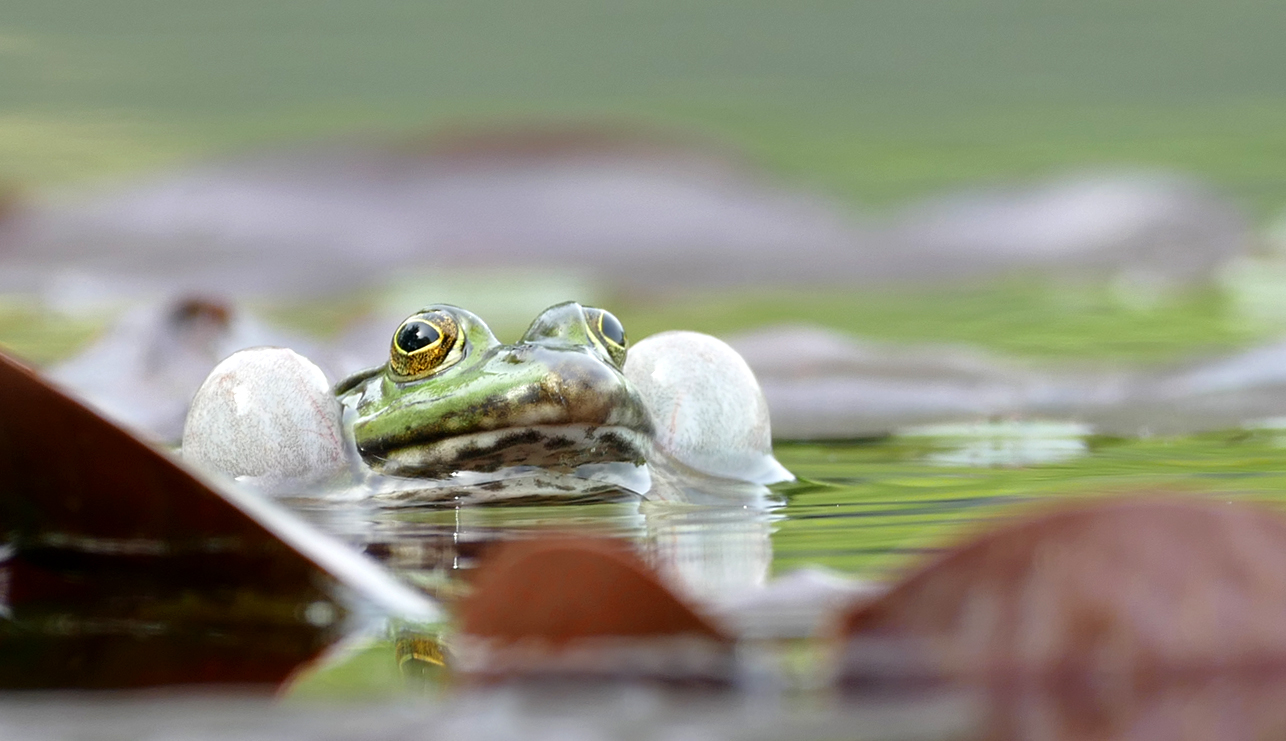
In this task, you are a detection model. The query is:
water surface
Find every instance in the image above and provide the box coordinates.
[774,424,1286,580]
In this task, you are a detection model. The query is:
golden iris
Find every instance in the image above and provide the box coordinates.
[390,311,459,378]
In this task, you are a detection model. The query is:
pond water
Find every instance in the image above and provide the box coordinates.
[774,423,1286,580]
[283,422,1286,601]
[266,422,1286,696]
[7,423,1284,741]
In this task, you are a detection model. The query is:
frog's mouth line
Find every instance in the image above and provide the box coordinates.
[366,424,651,478]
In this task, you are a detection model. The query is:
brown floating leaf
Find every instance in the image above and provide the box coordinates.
[461,537,728,644]
[836,498,1286,685]
[0,347,434,611]
[0,349,435,689]
[457,537,733,682]
[0,349,283,550]
[983,676,1286,741]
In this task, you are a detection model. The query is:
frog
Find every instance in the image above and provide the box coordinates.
[181,301,793,496]
[333,301,653,479]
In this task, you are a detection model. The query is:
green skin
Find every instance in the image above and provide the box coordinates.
[336,302,655,478]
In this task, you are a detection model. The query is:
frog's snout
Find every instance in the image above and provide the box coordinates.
[530,349,653,432]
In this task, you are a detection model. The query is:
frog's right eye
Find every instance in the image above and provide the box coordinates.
[390,311,461,378]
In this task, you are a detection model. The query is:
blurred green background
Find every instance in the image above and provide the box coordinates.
[3,0,1286,367]
[3,0,1285,213]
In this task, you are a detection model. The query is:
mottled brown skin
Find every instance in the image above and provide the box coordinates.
[837,498,1286,684]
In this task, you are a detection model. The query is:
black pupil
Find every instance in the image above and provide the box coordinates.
[599,312,625,346]
[397,320,441,353]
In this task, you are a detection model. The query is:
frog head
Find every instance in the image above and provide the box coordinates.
[337,302,653,478]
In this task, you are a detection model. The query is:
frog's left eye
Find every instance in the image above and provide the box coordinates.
[586,307,628,367]
[390,311,461,378]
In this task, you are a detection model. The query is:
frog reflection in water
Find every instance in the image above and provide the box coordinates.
[336,302,654,480]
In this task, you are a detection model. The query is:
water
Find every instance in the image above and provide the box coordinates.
[282,456,782,605]
[775,424,1286,581]
[270,422,1286,675]
[286,422,1286,603]
[9,412,1286,738]
[244,422,1286,741]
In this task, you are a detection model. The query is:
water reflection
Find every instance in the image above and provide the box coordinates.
[904,420,1093,467]
[0,550,347,689]
[640,501,776,602]
[283,458,782,605]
